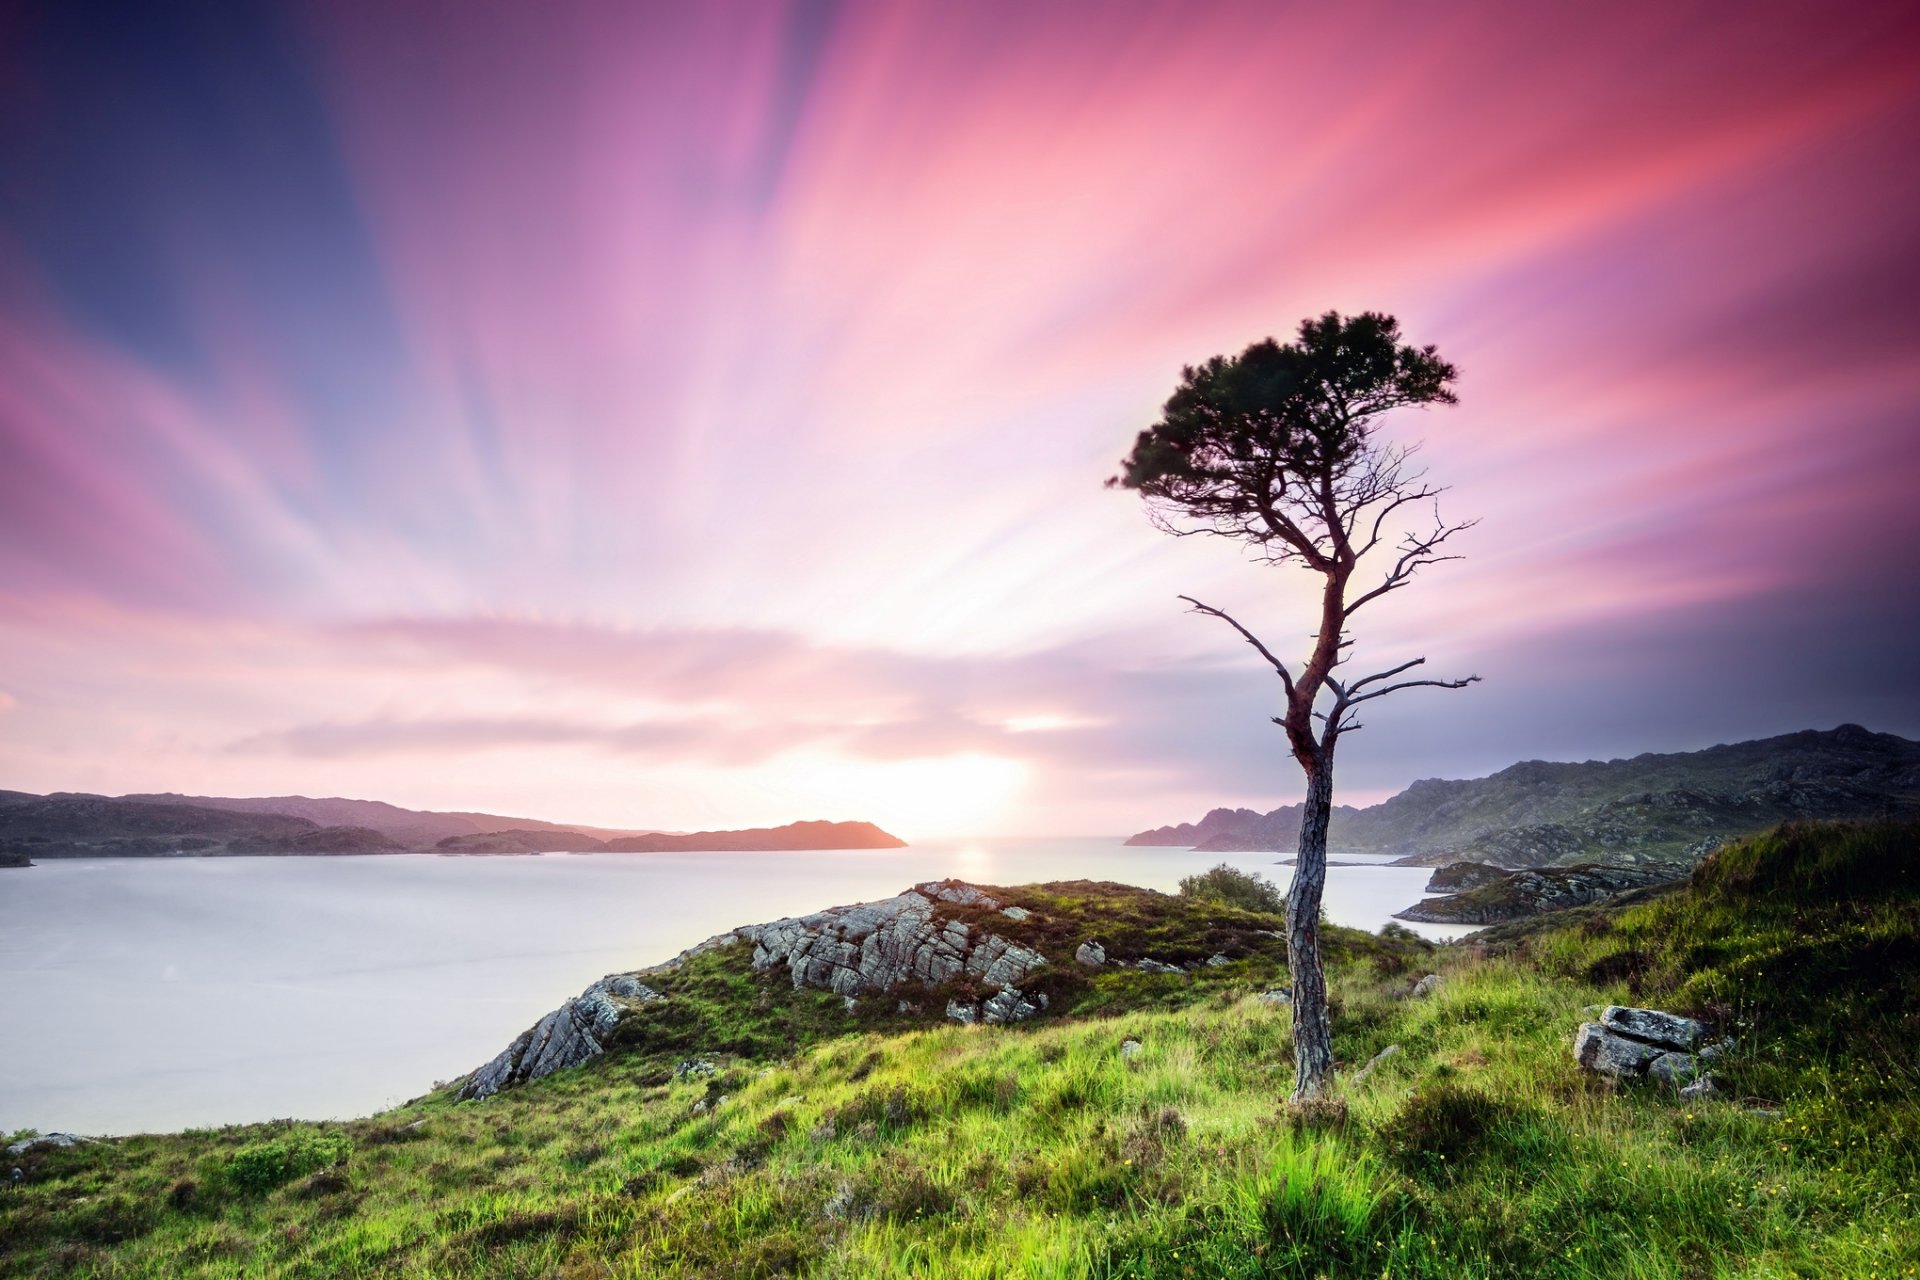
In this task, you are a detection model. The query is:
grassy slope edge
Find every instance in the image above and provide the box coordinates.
[4,822,1917,1279]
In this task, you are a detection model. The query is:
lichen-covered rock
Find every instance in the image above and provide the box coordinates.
[1679,1074,1718,1100]
[1257,987,1292,1005]
[917,881,1001,910]
[460,882,1051,1097]
[4,1133,92,1157]
[1120,1039,1144,1061]
[999,906,1031,921]
[945,999,978,1024]
[1648,1052,1706,1088]
[460,973,663,1100]
[1410,974,1443,998]
[1349,1043,1400,1086]
[1573,1005,1714,1084]
[1134,958,1183,975]
[1075,941,1106,967]
[1601,1006,1704,1050]
[1573,1021,1668,1077]
[980,987,1043,1024]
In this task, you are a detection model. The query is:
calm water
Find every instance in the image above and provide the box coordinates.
[0,840,1473,1135]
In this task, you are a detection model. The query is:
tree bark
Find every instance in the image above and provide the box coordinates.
[1286,749,1338,1101]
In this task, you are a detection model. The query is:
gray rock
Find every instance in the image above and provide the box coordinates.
[460,971,661,1100]
[461,881,1052,1096]
[675,1058,716,1079]
[945,999,978,1025]
[916,881,1001,910]
[1679,1074,1718,1100]
[1648,1052,1706,1088]
[999,906,1031,921]
[1134,958,1184,975]
[1700,1037,1736,1062]
[1574,1022,1669,1077]
[3,1133,92,1157]
[1410,974,1443,998]
[1257,987,1292,1006]
[1205,953,1231,968]
[1349,1044,1401,1087]
[1075,940,1106,967]
[1119,1039,1144,1061]
[981,987,1042,1024]
[1601,1006,1704,1051]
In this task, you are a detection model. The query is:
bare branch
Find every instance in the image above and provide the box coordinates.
[1344,673,1481,707]
[1177,596,1297,699]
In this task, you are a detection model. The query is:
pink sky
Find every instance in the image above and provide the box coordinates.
[1,1,1917,836]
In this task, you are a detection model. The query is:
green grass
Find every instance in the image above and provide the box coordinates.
[5,822,1918,1278]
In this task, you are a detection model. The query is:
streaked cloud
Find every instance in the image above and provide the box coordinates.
[1,1,1916,833]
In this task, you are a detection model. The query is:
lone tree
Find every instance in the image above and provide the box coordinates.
[1112,311,1478,1103]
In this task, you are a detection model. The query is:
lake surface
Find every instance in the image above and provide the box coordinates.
[0,839,1475,1135]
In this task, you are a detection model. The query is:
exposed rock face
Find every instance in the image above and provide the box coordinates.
[1423,862,1512,893]
[460,882,1049,1097]
[1395,864,1676,925]
[1127,725,1920,867]
[1574,1005,1712,1086]
[738,886,1042,996]
[4,1133,92,1156]
[459,976,663,1100]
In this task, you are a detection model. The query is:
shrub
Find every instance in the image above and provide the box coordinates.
[1178,863,1285,915]
[1376,1083,1522,1181]
[225,1129,352,1195]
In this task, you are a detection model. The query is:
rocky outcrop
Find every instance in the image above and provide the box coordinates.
[459,881,1049,1098]
[1573,1005,1728,1092]
[1128,725,1920,867]
[459,975,663,1100]
[736,882,1045,996]
[1394,864,1676,925]
[1423,862,1511,893]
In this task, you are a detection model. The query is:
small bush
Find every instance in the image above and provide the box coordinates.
[1376,1083,1520,1181]
[1178,864,1285,915]
[225,1129,352,1195]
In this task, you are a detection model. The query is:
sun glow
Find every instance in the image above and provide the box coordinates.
[790,752,1029,840]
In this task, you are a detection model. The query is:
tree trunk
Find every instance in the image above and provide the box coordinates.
[1286,752,1337,1102]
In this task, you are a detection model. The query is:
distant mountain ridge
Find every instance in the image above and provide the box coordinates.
[0,789,905,858]
[1127,725,1920,867]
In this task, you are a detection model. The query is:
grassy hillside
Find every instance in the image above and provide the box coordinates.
[5,821,1917,1278]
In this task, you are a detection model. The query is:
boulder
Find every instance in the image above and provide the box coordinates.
[1648,1052,1706,1088]
[1257,987,1292,1006]
[1120,1039,1144,1061]
[980,988,1044,1025]
[459,974,663,1100]
[4,1133,92,1157]
[1601,1005,1704,1050]
[1574,1022,1669,1077]
[999,906,1031,921]
[1572,1005,1714,1087]
[460,882,1052,1098]
[1411,974,1443,998]
[1134,958,1184,975]
[1075,941,1106,967]
[1349,1043,1401,1086]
